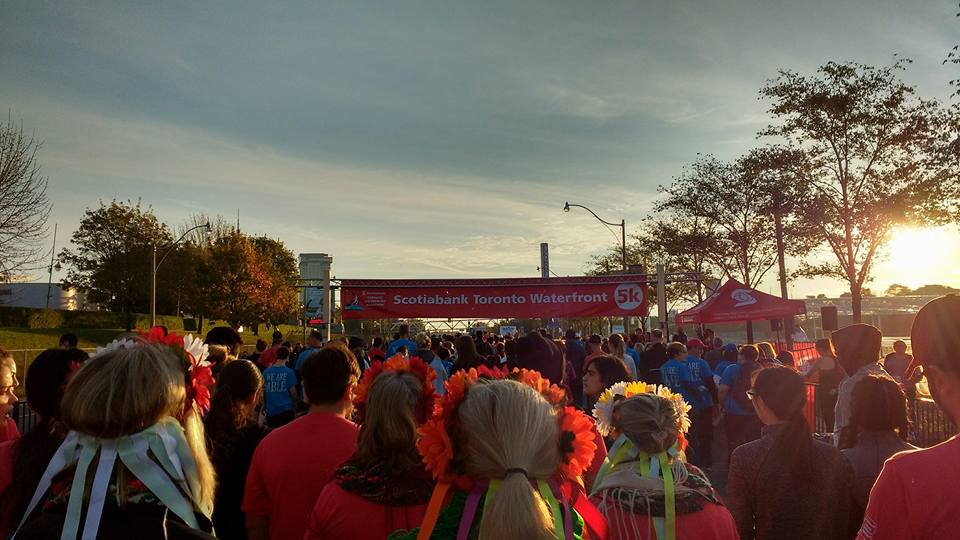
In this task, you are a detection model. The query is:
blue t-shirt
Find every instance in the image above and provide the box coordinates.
[661,357,712,410]
[714,360,733,379]
[295,347,322,371]
[386,338,418,358]
[626,347,641,371]
[719,364,754,416]
[263,365,296,417]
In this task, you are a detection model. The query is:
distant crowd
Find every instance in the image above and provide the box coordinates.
[0,296,957,539]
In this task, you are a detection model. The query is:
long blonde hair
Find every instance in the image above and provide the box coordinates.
[60,344,216,509]
[457,380,560,540]
[356,370,424,473]
[609,333,627,360]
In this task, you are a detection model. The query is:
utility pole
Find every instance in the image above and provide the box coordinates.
[45,224,58,310]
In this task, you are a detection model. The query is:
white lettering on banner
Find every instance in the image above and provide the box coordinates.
[528,292,609,304]
[390,292,615,305]
[473,294,527,305]
[392,294,470,305]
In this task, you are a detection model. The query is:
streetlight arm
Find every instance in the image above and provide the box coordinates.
[156,223,211,270]
[564,203,623,228]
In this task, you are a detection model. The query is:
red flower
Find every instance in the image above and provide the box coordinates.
[557,407,597,480]
[417,418,454,479]
[138,326,184,347]
[188,363,214,415]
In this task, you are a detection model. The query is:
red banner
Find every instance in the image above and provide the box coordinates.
[340,276,648,319]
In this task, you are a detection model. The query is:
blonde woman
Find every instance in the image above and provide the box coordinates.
[590,393,737,539]
[609,333,638,381]
[11,342,217,539]
[393,378,598,540]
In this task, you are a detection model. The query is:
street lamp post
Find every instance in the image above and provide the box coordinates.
[151,222,212,327]
[564,202,629,333]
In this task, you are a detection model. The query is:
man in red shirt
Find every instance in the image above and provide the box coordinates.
[857,295,960,539]
[257,330,285,369]
[243,343,361,540]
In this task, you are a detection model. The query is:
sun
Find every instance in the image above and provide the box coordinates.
[878,226,960,290]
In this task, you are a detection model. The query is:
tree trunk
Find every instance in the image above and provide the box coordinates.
[851,285,863,324]
[773,208,794,348]
[198,314,205,335]
[746,320,755,344]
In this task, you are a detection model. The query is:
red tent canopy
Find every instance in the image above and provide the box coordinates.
[676,279,806,325]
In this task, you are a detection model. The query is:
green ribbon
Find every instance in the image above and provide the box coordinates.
[659,452,676,540]
[537,479,565,540]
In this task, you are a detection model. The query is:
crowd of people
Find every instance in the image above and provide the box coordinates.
[0,295,956,539]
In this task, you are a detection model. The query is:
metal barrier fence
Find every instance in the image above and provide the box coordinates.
[805,382,956,447]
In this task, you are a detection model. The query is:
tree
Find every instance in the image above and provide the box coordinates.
[885,283,912,296]
[250,236,299,325]
[911,284,960,295]
[0,115,51,280]
[761,60,955,322]
[59,200,173,329]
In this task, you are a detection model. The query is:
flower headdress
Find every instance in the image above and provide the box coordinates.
[354,354,436,424]
[94,326,214,415]
[590,381,695,540]
[413,365,602,540]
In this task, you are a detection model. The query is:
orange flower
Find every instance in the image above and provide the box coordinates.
[418,418,454,479]
[557,407,597,480]
[384,354,410,371]
[513,368,567,407]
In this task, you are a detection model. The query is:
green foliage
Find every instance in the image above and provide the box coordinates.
[58,200,173,327]
[26,309,63,329]
[760,60,955,321]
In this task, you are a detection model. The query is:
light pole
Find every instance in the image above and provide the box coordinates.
[151,222,211,327]
[563,202,629,333]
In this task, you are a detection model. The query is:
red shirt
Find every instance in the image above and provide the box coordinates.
[0,417,19,444]
[857,436,960,540]
[304,482,427,540]
[258,344,282,368]
[368,347,386,362]
[242,412,358,540]
[590,498,738,540]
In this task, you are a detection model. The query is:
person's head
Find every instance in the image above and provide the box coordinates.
[372,336,384,349]
[842,374,909,447]
[608,333,626,357]
[910,295,960,423]
[255,339,268,353]
[676,326,685,335]
[205,359,263,443]
[398,324,410,338]
[436,347,451,361]
[204,326,243,358]
[583,355,633,399]
[814,338,835,358]
[276,346,290,362]
[831,323,882,375]
[893,340,908,355]
[565,329,579,342]
[307,329,324,348]
[457,379,561,539]
[686,338,704,358]
[723,346,739,365]
[704,328,715,340]
[614,393,681,456]
[776,350,795,368]
[713,337,723,349]
[0,348,18,416]
[756,342,777,361]
[415,332,431,350]
[348,336,365,354]
[651,329,664,343]
[454,335,480,361]
[514,332,564,386]
[271,330,283,344]
[356,370,425,472]
[61,344,215,508]
[59,333,78,349]
[301,343,361,413]
[586,334,603,355]
[25,349,77,422]
[749,366,806,426]
[739,344,760,365]
[397,345,409,357]
[666,342,687,361]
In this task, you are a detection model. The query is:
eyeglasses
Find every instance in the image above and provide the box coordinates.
[746,389,757,401]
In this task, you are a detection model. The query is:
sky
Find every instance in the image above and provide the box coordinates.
[2,0,958,304]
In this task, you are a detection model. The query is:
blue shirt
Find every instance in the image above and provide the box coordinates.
[386,338,418,358]
[295,347,322,370]
[626,347,641,371]
[429,357,449,395]
[719,364,754,416]
[714,360,733,379]
[661,357,713,410]
[263,365,296,417]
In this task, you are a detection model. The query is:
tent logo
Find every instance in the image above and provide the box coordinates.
[731,288,757,308]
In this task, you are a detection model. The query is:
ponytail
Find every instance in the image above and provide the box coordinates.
[480,472,555,540]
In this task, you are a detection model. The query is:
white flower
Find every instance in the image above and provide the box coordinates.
[183,334,209,366]
[93,338,139,358]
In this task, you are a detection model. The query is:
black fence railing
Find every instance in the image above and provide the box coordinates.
[805,383,956,447]
[12,401,37,434]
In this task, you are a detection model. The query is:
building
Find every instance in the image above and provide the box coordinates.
[0,282,87,310]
